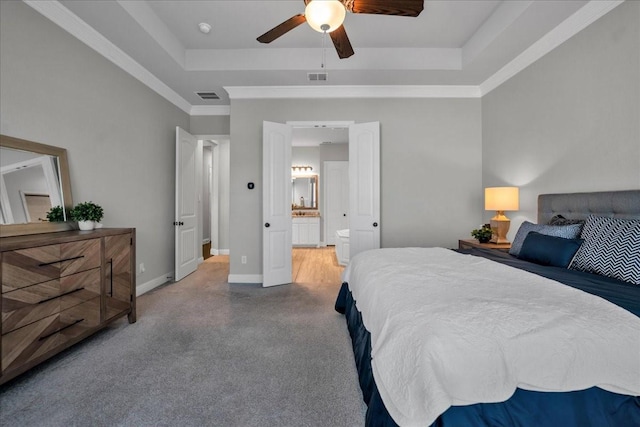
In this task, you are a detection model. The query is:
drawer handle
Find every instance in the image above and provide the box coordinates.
[107,258,113,296]
[38,255,85,267]
[38,287,85,304]
[38,318,85,341]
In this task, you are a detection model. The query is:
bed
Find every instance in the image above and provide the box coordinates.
[335,190,640,427]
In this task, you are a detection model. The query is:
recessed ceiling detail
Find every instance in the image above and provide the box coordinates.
[33,0,623,112]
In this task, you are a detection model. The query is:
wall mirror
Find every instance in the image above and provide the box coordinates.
[292,175,318,210]
[0,134,74,237]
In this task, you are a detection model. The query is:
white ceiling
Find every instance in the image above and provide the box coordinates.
[29,0,619,110]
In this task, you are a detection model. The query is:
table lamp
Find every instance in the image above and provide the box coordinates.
[485,187,519,244]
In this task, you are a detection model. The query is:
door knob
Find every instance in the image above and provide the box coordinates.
[373,222,378,227]
[265,223,270,228]
[343,214,346,216]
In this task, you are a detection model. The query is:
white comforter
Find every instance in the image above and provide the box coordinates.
[342,248,640,426]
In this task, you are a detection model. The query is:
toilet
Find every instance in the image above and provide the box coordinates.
[335,229,349,266]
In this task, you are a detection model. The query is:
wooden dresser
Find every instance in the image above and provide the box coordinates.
[0,228,136,385]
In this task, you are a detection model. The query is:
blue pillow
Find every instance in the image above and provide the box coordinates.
[509,221,583,257]
[518,232,584,268]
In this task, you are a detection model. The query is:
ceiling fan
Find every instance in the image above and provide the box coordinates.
[257,0,424,59]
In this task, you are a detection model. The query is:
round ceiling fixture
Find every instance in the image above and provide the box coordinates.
[198,22,212,34]
[305,0,346,33]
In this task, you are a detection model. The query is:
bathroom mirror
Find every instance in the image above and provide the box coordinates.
[292,175,318,210]
[0,134,74,237]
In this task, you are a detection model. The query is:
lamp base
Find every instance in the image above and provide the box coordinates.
[490,212,511,244]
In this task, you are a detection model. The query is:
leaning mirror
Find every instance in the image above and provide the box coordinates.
[292,174,318,210]
[0,134,74,237]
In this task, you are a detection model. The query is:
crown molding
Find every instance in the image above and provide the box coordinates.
[26,0,623,112]
[224,85,482,100]
[190,105,231,116]
[479,0,624,95]
[24,0,192,114]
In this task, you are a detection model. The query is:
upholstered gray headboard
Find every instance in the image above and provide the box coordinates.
[538,190,640,224]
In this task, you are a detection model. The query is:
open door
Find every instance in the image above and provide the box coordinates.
[348,122,380,259]
[262,121,292,287]
[175,126,201,281]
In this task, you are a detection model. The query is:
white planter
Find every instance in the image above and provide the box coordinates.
[78,220,95,230]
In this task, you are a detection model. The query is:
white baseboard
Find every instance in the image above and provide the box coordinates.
[136,272,174,296]
[211,248,230,256]
[228,274,263,284]
[198,256,204,264]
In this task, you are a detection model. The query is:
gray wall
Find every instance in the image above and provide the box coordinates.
[0,1,190,287]
[190,115,230,135]
[482,0,640,239]
[229,98,482,277]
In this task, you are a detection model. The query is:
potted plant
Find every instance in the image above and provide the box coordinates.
[70,201,104,230]
[471,224,493,243]
[46,205,65,222]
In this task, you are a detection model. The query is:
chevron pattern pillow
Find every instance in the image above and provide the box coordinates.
[570,215,640,285]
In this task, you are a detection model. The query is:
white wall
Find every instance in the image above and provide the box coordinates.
[228,98,482,277]
[482,0,640,240]
[0,1,190,288]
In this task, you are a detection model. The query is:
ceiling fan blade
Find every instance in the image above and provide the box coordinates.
[346,0,424,17]
[257,14,307,43]
[330,25,354,59]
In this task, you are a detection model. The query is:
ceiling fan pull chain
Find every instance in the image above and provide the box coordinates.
[321,30,327,69]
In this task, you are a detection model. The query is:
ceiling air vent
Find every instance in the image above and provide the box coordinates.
[307,72,328,82]
[196,91,220,100]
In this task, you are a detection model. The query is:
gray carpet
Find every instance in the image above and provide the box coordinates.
[0,258,366,426]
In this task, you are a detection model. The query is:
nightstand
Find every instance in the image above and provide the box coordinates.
[458,239,511,252]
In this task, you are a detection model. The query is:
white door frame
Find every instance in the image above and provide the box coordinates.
[196,134,229,256]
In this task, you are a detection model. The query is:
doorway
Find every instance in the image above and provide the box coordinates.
[174,127,230,282]
[262,121,380,287]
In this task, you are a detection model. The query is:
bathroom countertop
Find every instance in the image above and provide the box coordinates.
[292,211,320,217]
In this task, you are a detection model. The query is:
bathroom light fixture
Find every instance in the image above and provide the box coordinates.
[304,0,346,34]
[292,165,313,172]
[485,187,519,244]
[198,22,211,34]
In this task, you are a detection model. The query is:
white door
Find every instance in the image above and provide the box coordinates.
[324,161,349,245]
[263,121,292,287]
[175,126,201,281]
[349,122,380,259]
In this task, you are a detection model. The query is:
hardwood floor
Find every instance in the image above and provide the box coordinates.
[201,247,344,286]
[292,247,344,285]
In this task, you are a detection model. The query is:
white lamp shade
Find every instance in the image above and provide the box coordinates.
[305,0,346,33]
[485,187,519,211]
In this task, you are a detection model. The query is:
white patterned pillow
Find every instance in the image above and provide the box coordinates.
[509,221,583,257]
[570,215,640,285]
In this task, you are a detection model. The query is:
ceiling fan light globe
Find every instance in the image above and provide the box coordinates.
[305,0,346,33]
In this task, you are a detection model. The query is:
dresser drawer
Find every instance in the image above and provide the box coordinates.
[2,279,61,334]
[60,268,101,311]
[59,297,101,339]
[1,268,101,335]
[1,239,101,293]
[1,297,101,373]
[2,313,65,373]
[60,239,101,277]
